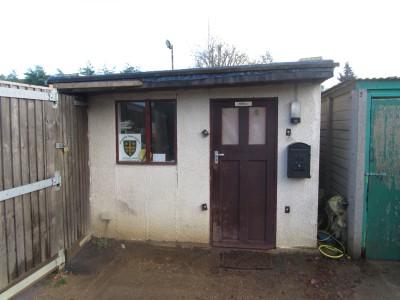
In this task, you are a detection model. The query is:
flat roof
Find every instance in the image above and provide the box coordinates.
[48,60,338,94]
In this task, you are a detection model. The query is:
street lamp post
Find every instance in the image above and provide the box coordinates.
[165,39,174,70]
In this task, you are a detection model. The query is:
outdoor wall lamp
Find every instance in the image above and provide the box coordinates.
[290,101,301,124]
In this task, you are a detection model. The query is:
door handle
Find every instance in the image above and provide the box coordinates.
[214,151,225,164]
[365,172,386,177]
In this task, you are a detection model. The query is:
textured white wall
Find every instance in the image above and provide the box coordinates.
[88,90,211,243]
[88,84,321,248]
[275,84,321,248]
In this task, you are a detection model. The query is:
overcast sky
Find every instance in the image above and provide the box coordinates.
[1,0,399,88]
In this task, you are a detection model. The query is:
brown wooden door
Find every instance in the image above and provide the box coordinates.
[211,99,277,249]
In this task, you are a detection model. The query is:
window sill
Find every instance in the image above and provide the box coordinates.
[116,161,177,166]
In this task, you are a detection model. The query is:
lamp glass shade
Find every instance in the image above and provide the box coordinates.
[290,101,301,124]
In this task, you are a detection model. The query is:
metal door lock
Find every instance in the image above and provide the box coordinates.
[56,143,70,153]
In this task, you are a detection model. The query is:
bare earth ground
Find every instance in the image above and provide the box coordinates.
[15,238,400,300]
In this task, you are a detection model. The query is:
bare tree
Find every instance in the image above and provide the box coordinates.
[194,37,249,68]
[257,51,274,64]
[99,64,116,75]
[194,36,273,68]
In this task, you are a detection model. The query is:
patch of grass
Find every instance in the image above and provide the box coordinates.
[97,237,108,248]
[51,272,68,288]
[54,277,67,288]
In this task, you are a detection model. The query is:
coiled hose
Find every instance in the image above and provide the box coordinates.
[317,230,351,259]
[317,208,351,259]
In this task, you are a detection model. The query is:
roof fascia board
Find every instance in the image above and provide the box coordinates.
[48,61,338,94]
[322,80,356,97]
[50,80,143,90]
[48,61,337,84]
[355,80,400,90]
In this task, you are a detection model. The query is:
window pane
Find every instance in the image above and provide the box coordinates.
[118,102,146,162]
[249,107,266,145]
[151,102,176,162]
[222,108,239,145]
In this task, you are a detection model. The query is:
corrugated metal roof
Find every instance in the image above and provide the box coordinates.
[48,60,338,94]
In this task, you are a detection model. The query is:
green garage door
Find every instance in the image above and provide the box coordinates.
[365,98,400,260]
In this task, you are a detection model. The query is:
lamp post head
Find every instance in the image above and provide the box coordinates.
[165,39,174,70]
[165,40,173,50]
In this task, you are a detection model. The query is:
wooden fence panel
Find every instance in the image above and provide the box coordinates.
[0,97,9,289]
[70,98,78,243]
[77,105,84,237]
[0,82,90,292]
[60,97,70,249]
[45,97,58,258]
[27,99,41,267]
[1,97,18,282]
[35,100,48,263]
[80,101,90,234]
[11,97,25,277]
[58,95,90,249]
[74,100,81,240]
[20,98,34,271]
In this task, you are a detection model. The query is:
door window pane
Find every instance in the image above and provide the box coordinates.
[222,108,239,145]
[249,107,266,145]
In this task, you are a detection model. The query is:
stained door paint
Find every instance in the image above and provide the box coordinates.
[211,99,277,249]
[365,98,400,260]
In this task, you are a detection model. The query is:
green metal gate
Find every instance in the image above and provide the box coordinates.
[365,97,400,260]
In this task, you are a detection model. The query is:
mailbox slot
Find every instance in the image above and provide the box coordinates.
[287,142,311,178]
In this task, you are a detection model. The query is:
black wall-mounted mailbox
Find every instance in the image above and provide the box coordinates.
[287,143,311,178]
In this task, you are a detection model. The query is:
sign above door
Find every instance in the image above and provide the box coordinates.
[235,101,252,107]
